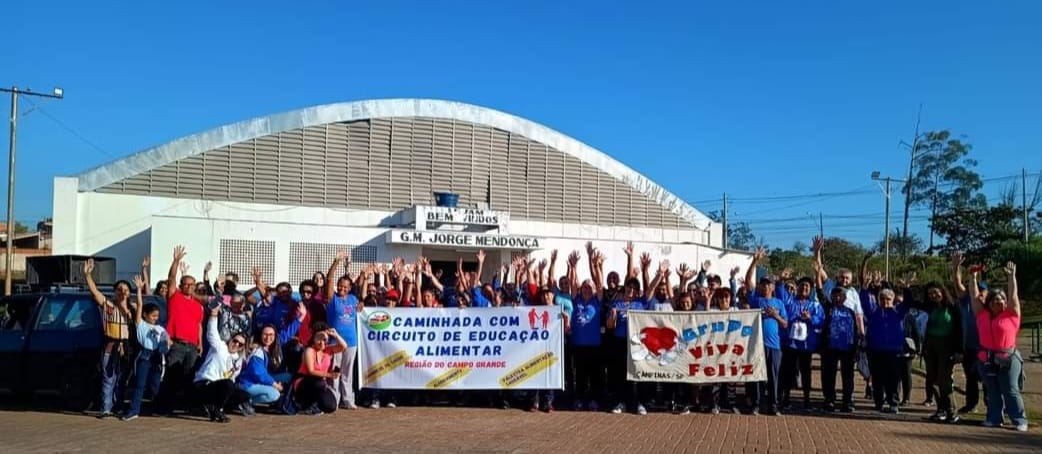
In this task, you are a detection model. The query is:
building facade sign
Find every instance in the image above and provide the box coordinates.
[403,206,510,231]
[386,229,541,250]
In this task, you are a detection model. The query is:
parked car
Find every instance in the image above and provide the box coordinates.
[0,290,166,410]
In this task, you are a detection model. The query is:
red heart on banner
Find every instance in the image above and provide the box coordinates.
[640,327,677,357]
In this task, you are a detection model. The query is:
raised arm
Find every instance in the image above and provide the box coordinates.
[141,256,152,295]
[1005,261,1020,317]
[676,263,693,293]
[82,258,107,306]
[246,266,269,305]
[859,251,873,290]
[537,259,548,288]
[326,250,347,302]
[951,252,967,298]
[624,242,637,280]
[745,247,766,293]
[645,260,668,300]
[547,250,559,291]
[133,274,146,325]
[567,251,580,298]
[812,236,827,284]
[640,252,652,293]
[166,246,186,300]
[591,249,605,301]
[475,250,487,287]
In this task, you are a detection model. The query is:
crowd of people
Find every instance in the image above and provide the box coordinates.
[82,239,1029,432]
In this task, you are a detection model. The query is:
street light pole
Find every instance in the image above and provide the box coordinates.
[1,86,64,296]
[873,171,906,282]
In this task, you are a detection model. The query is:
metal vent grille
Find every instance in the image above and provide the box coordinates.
[288,242,377,284]
[219,239,275,284]
[95,117,699,230]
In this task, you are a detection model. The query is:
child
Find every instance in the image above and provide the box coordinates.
[123,274,170,421]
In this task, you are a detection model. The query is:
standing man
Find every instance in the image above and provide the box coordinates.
[155,245,205,415]
[745,247,788,416]
[951,252,982,414]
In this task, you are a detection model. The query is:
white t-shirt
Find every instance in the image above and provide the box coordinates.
[650,297,674,312]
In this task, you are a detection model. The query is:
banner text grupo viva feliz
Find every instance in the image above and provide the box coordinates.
[358,307,564,390]
[627,309,766,383]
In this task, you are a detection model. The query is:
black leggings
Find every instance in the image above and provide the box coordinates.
[194,379,236,409]
[295,376,337,413]
[781,349,813,403]
[573,345,604,404]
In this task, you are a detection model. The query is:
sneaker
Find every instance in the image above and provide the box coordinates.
[120,414,138,421]
[679,406,691,415]
[96,412,113,420]
[921,399,935,407]
[528,404,539,412]
[823,402,836,413]
[573,401,584,412]
[840,404,855,413]
[957,405,977,414]
[587,401,599,412]
[751,407,760,416]
[500,400,512,410]
[611,404,624,414]
[946,412,961,423]
[544,405,554,414]
[981,420,1001,428]
[929,411,947,422]
[1015,424,1028,432]
[864,386,873,399]
[238,402,256,417]
[339,403,358,410]
[213,410,230,423]
[636,404,647,416]
[771,407,782,416]
[888,406,900,415]
[899,400,910,407]
[711,406,720,415]
[386,402,397,409]
[731,407,740,415]
[369,401,380,409]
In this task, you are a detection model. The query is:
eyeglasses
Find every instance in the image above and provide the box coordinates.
[230,339,245,346]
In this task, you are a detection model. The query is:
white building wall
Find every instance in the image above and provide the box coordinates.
[53,177,750,286]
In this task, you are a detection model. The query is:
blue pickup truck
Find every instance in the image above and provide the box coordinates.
[0,290,166,410]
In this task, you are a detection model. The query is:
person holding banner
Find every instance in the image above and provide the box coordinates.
[703,287,741,414]
[744,247,788,416]
[528,285,565,412]
[780,277,824,411]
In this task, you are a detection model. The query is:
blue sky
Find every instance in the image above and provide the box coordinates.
[5,1,1041,248]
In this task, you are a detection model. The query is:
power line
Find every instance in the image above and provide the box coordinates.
[19,96,116,159]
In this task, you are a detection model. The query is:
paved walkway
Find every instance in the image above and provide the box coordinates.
[2,339,1040,453]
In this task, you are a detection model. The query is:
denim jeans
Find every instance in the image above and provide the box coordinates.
[127,350,163,416]
[100,351,123,414]
[243,384,281,405]
[979,356,1027,426]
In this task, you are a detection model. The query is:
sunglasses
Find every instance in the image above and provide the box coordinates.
[230,338,245,346]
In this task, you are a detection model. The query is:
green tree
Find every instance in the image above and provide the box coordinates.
[873,230,923,257]
[931,204,1019,265]
[707,211,758,251]
[908,130,986,213]
[820,237,868,274]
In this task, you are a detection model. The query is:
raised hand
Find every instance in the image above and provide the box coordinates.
[863,250,875,260]
[702,260,712,273]
[251,266,263,281]
[639,252,652,270]
[173,245,187,262]
[538,259,548,271]
[730,266,741,278]
[623,241,634,257]
[780,267,793,281]
[336,249,348,262]
[658,260,670,275]
[296,301,308,321]
[83,258,95,275]
[133,274,145,290]
[550,249,558,264]
[204,261,213,274]
[677,263,694,280]
[585,241,595,255]
[568,251,581,267]
[476,250,486,264]
[812,236,824,253]
[753,246,767,262]
[951,251,964,269]
[142,256,150,268]
[1004,261,1016,276]
[179,261,189,276]
[215,278,226,295]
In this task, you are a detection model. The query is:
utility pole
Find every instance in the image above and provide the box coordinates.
[1025,168,1030,242]
[819,212,824,239]
[884,178,892,281]
[902,104,923,239]
[929,170,940,253]
[722,193,728,250]
[1,86,64,296]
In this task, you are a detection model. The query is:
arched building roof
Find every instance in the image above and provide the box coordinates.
[76,99,712,230]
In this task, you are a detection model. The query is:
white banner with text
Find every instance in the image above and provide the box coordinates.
[358,307,564,390]
[626,310,765,383]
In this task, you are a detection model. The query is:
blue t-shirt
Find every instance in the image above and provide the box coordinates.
[471,287,492,308]
[751,296,787,350]
[827,306,856,351]
[571,296,601,346]
[785,298,824,351]
[327,293,359,347]
[555,293,574,319]
[611,298,647,338]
